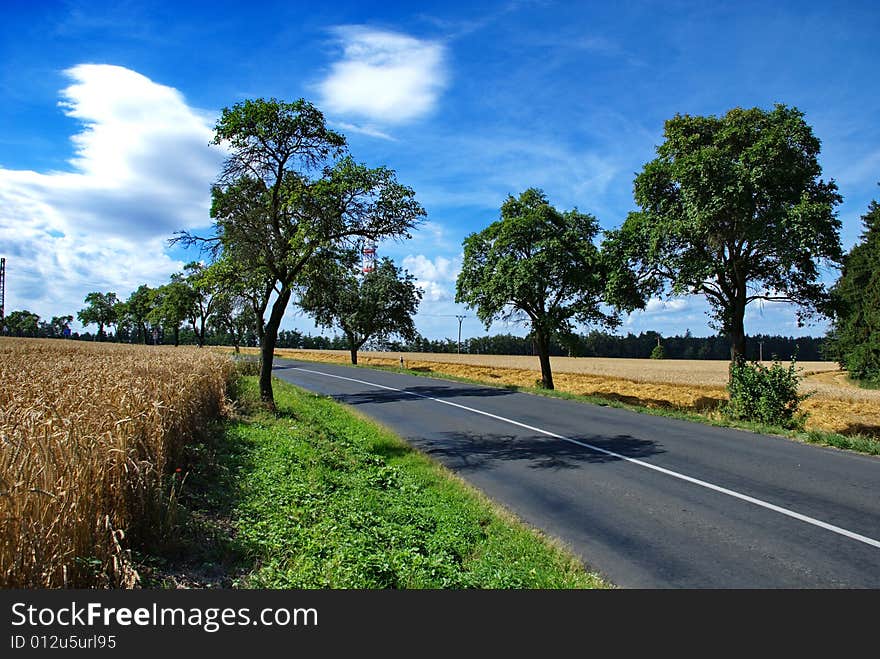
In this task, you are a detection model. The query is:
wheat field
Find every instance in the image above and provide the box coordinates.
[266,349,880,436]
[0,338,233,588]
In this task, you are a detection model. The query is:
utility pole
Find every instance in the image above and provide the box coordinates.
[455,314,466,353]
[759,340,764,363]
[0,257,6,327]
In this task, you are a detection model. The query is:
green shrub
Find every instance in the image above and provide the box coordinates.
[724,357,810,429]
[650,344,665,359]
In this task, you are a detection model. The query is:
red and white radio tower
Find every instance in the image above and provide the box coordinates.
[361,241,377,274]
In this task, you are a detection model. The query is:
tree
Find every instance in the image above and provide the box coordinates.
[455,188,638,389]
[148,278,196,346]
[826,192,880,382]
[77,292,119,339]
[209,293,257,353]
[182,262,220,347]
[299,255,422,364]
[605,105,843,360]
[199,255,273,349]
[5,310,40,337]
[175,98,424,407]
[122,285,155,344]
[203,257,260,353]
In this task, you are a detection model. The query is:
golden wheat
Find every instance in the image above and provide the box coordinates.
[265,348,880,436]
[0,338,233,588]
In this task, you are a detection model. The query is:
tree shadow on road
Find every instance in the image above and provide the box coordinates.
[412,431,663,472]
[332,384,516,406]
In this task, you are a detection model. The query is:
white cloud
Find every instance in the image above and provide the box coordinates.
[0,64,222,321]
[402,253,456,281]
[643,297,689,313]
[316,26,447,125]
[402,253,461,303]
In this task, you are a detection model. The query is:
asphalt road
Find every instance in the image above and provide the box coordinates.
[272,359,880,588]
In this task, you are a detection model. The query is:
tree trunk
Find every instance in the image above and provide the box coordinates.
[173,325,179,347]
[197,317,206,348]
[259,288,292,409]
[728,282,748,362]
[729,319,746,362]
[347,332,359,365]
[535,329,554,390]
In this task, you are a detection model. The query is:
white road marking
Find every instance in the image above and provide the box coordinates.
[291,366,880,550]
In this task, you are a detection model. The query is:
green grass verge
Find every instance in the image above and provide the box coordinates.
[306,359,880,457]
[143,375,608,589]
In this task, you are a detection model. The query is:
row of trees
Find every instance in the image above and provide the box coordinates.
[63,262,248,348]
[1,307,825,363]
[6,100,876,400]
[454,105,865,389]
[2,311,73,339]
[68,251,420,366]
[387,331,826,362]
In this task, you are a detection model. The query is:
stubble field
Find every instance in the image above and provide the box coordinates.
[267,349,880,437]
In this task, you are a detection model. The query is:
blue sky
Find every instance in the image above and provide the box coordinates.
[1,0,878,341]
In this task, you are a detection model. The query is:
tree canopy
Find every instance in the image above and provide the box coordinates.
[4,310,40,337]
[181,261,221,347]
[604,105,843,360]
[148,279,196,346]
[121,285,155,344]
[299,254,422,364]
[826,193,880,382]
[77,292,119,339]
[456,188,638,389]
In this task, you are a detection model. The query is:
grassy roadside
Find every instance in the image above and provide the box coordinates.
[308,359,880,458]
[140,375,608,589]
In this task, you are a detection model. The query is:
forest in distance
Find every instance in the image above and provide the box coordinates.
[9,323,826,362]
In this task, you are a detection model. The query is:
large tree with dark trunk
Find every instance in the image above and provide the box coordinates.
[456,188,635,390]
[605,105,843,360]
[174,98,423,407]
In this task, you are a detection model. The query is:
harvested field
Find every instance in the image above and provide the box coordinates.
[0,338,233,588]
[266,348,880,437]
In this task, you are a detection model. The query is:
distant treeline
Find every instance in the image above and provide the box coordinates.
[6,321,827,361]
[381,331,827,361]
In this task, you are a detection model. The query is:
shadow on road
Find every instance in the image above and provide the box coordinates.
[413,431,663,472]
[333,384,515,406]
